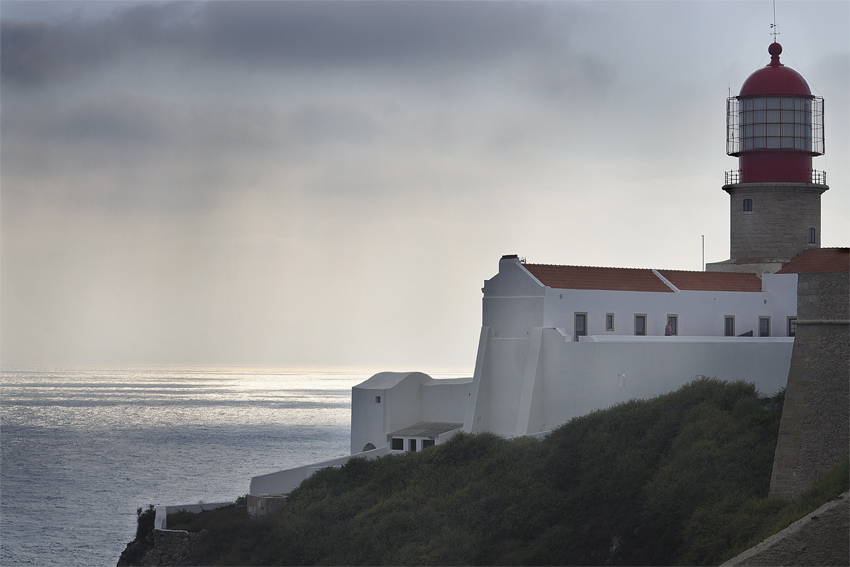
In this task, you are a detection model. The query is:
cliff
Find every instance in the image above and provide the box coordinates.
[117,528,203,567]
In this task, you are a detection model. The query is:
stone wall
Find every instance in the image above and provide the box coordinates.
[721,492,849,566]
[725,183,826,266]
[769,271,849,499]
[247,494,287,518]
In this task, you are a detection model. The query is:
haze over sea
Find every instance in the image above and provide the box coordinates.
[0,366,467,566]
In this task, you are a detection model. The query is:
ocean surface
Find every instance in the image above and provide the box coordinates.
[0,366,467,566]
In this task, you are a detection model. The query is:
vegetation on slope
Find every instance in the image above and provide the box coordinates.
[164,378,846,566]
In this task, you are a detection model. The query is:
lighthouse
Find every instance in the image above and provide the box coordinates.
[707,42,828,274]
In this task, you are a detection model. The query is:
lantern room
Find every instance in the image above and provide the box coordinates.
[725,43,824,184]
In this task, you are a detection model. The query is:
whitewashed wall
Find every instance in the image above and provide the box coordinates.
[483,257,799,340]
[350,372,471,454]
[464,329,794,437]
[249,446,388,496]
[542,281,798,339]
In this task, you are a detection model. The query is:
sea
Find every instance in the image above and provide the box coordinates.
[0,366,468,566]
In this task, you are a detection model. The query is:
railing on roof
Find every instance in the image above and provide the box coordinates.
[724,169,827,186]
[726,95,824,156]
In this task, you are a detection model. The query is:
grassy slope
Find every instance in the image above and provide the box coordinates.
[168,378,847,566]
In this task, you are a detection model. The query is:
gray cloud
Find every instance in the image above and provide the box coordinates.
[1,93,285,211]
[2,1,847,367]
[2,1,568,89]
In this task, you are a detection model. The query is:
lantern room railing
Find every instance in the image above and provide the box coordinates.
[724,169,827,185]
[726,96,824,156]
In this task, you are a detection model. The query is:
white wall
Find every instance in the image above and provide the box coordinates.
[482,257,545,338]
[421,378,472,422]
[350,386,388,454]
[350,372,471,454]
[466,328,794,437]
[482,257,798,341]
[249,446,388,496]
[541,284,798,339]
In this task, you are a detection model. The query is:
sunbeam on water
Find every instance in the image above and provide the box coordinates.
[0,366,466,566]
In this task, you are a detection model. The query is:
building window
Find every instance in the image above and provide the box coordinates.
[743,198,753,212]
[725,316,735,337]
[409,439,417,452]
[422,439,435,449]
[606,313,614,331]
[375,396,381,403]
[635,315,646,336]
[666,315,678,336]
[391,438,403,451]
[788,317,797,337]
[808,227,816,244]
[759,317,770,337]
[575,313,587,341]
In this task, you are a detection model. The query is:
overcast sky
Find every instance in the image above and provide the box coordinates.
[2,1,848,369]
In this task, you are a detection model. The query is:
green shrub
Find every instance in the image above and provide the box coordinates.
[176,379,843,566]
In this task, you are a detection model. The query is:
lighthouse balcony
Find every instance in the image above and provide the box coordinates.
[724,169,826,186]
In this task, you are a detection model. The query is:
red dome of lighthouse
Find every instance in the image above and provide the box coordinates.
[739,43,811,97]
[727,42,824,184]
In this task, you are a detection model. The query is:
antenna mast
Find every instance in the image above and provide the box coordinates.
[770,0,779,42]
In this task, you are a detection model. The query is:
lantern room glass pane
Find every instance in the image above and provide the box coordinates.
[736,96,819,154]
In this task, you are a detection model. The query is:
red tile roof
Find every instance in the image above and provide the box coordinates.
[522,263,766,293]
[777,248,850,274]
[658,270,763,292]
[524,264,674,293]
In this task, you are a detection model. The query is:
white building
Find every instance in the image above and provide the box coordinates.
[349,255,798,451]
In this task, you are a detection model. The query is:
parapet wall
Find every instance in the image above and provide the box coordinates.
[465,329,794,438]
[769,272,850,499]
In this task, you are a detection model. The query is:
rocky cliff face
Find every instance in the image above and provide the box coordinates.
[117,529,202,567]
